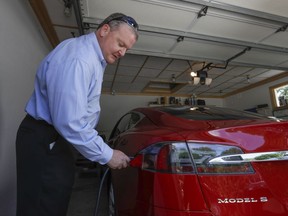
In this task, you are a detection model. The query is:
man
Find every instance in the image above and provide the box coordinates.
[16,12,139,216]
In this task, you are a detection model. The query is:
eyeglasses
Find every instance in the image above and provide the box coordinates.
[99,15,139,31]
[111,16,139,31]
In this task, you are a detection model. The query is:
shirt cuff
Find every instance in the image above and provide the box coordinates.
[97,143,113,165]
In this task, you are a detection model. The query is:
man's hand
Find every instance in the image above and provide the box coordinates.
[107,149,130,169]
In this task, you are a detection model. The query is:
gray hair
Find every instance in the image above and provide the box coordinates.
[108,20,139,40]
[97,13,139,40]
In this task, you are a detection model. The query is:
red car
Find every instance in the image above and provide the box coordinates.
[107,106,288,216]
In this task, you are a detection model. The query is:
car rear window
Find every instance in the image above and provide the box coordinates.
[159,106,273,120]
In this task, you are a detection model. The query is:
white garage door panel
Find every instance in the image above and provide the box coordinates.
[262,31,288,48]
[235,50,288,66]
[172,39,244,61]
[82,0,200,30]
[191,14,277,42]
[214,0,288,18]
[132,33,177,54]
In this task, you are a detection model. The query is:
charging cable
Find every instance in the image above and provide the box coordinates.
[93,157,134,216]
[93,166,110,216]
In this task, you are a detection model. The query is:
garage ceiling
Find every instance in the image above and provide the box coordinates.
[28,0,288,98]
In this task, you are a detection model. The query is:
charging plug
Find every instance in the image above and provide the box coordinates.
[129,155,143,168]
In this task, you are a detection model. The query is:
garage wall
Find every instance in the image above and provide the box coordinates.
[0,1,50,215]
[224,76,287,114]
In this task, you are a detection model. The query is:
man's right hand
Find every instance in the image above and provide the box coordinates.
[107,149,130,169]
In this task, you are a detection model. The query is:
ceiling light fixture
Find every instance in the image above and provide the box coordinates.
[246,75,250,83]
[197,70,212,85]
[171,74,176,83]
[190,71,197,77]
[190,72,200,85]
[187,60,212,86]
[187,61,199,85]
[189,72,212,85]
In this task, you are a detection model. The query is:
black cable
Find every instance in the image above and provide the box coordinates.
[94,166,110,216]
[93,157,133,216]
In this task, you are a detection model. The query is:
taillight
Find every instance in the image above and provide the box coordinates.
[130,142,254,174]
[130,142,194,173]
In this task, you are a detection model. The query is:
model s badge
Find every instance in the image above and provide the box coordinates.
[218,197,268,204]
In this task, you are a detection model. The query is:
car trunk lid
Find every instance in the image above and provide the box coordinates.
[187,121,288,216]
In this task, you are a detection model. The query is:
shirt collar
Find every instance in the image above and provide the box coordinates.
[90,32,107,69]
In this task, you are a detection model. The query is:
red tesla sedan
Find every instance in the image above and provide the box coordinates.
[107,105,288,216]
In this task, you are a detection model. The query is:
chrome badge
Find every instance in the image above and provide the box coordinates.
[218,197,268,204]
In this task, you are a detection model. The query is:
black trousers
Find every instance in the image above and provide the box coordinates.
[16,115,76,216]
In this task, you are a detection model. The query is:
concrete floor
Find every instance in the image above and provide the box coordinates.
[67,164,109,216]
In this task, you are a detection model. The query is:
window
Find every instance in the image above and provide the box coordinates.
[109,112,143,139]
[269,82,288,110]
[110,114,132,139]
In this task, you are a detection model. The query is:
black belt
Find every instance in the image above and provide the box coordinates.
[26,114,54,128]
[25,114,60,144]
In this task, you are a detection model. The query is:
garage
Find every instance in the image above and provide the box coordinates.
[1,0,288,215]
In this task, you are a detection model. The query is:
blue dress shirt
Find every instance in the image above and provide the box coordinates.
[25,32,113,164]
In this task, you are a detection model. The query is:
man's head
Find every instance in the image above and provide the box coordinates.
[96,13,139,64]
